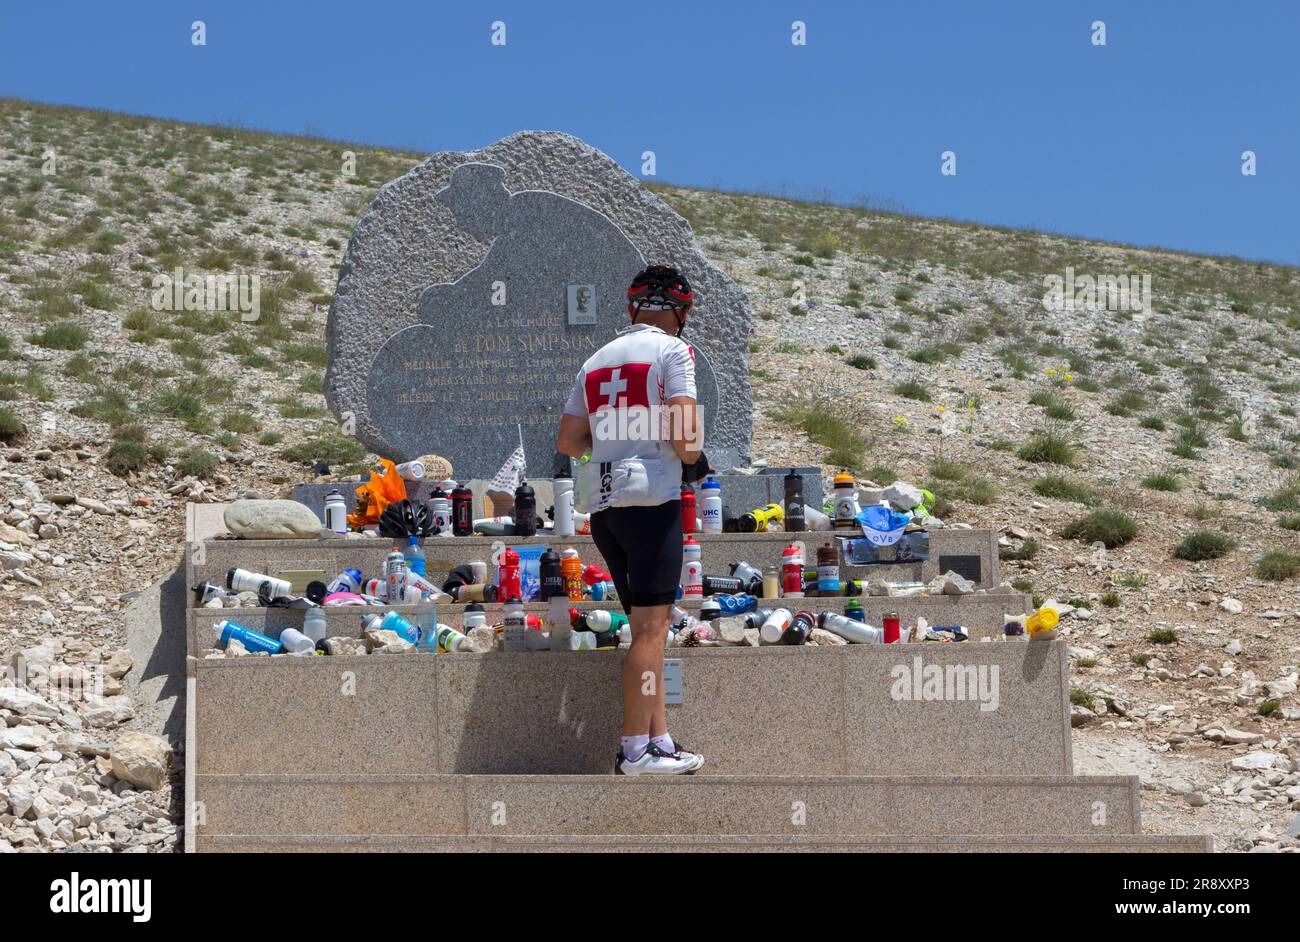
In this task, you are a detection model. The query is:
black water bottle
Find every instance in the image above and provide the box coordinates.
[784,468,806,532]
[514,479,537,536]
[539,546,563,601]
[451,482,473,536]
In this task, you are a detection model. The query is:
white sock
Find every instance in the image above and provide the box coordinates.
[650,733,676,754]
[621,734,649,761]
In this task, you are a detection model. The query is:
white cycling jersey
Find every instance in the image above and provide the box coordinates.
[563,323,697,510]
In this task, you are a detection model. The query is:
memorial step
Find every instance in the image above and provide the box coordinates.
[186,590,1031,655]
[188,642,1073,778]
[192,773,1141,838]
[188,525,1000,591]
[193,833,1212,853]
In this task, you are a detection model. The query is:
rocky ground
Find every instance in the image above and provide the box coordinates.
[1,100,1298,852]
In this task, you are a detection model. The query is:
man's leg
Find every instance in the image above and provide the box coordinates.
[622,603,671,737]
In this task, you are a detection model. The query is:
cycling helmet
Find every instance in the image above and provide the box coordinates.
[627,265,694,335]
[378,498,435,538]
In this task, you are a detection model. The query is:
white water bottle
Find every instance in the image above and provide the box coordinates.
[324,490,348,535]
[681,535,703,600]
[553,470,575,537]
[700,475,723,533]
[279,627,316,654]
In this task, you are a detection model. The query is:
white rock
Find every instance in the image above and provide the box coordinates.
[1219,598,1244,615]
[0,687,59,719]
[1225,639,1243,656]
[223,499,322,539]
[1231,751,1284,771]
[109,731,171,791]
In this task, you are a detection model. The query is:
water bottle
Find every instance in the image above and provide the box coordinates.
[227,568,291,599]
[324,489,348,535]
[561,547,584,602]
[215,619,281,655]
[451,482,474,536]
[503,596,527,652]
[700,475,723,533]
[845,597,866,622]
[325,567,362,596]
[717,593,757,616]
[429,485,452,535]
[759,608,793,644]
[782,610,815,645]
[531,547,558,602]
[680,535,703,600]
[415,593,439,653]
[362,611,419,645]
[553,469,575,537]
[302,607,327,645]
[463,602,487,632]
[783,469,806,532]
[436,624,472,652]
[816,542,840,596]
[279,628,317,654]
[833,469,858,530]
[404,536,426,578]
[680,483,697,534]
[818,611,883,644]
[514,480,538,536]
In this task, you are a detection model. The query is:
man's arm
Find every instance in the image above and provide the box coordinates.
[664,395,701,465]
[556,412,593,458]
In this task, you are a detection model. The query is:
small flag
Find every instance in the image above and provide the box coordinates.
[488,444,526,497]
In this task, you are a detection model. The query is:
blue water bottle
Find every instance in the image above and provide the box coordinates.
[216,619,282,655]
[404,536,426,578]
[717,593,757,616]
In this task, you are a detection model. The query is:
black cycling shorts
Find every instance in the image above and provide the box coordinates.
[590,499,683,611]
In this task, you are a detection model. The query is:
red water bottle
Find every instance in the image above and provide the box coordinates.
[780,541,805,598]
[680,484,697,534]
[498,546,522,601]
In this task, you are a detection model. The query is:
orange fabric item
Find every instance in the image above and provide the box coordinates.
[347,459,409,529]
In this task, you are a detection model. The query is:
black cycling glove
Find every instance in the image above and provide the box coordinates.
[682,452,712,484]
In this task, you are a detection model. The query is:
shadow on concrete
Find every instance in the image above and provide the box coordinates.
[123,558,188,745]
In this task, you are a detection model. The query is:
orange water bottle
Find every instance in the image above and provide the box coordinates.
[561,546,584,602]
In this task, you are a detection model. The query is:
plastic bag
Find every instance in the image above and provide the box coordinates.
[347,459,410,530]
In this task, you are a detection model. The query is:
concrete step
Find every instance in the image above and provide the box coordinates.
[188,526,999,592]
[194,833,1212,853]
[193,773,1141,838]
[187,591,1029,655]
[190,641,1073,778]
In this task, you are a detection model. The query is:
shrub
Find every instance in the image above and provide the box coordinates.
[1061,509,1139,548]
[1278,515,1300,531]
[1141,471,1182,492]
[846,354,875,370]
[1148,628,1178,644]
[1174,530,1236,561]
[1099,591,1121,608]
[1033,474,1095,504]
[0,407,26,443]
[1139,415,1166,431]
[176,448,218,479]
[893,378,930,402]
[28,321,90,350]
[280,432,367,469]
[1262,475,1300,512]
[1258,699,1281,717]
[1018,427,1077,466]
[1256,551,1300,582]
[1000,538,1040,561]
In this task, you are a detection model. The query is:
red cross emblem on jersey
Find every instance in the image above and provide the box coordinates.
[585,362,652,410]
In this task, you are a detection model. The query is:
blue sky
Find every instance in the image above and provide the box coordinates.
[1,0,1296,264]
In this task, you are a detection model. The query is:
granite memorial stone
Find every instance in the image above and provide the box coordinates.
[327,132,753,477]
